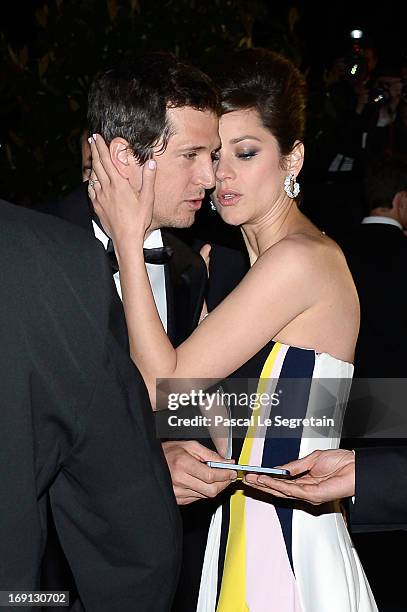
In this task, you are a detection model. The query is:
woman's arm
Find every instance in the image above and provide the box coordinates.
[89,135,319,407]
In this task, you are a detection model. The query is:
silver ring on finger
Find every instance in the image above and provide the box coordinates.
[89,178,100,188]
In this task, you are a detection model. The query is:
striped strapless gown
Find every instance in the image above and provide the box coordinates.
[197,341,377,612]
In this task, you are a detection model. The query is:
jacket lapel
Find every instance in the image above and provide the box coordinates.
[162,230,207,348]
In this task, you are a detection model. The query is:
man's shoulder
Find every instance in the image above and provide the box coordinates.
[342,223,407,254]
[39,182,93,231]
[0,199,107,276]
[357,222,404,238]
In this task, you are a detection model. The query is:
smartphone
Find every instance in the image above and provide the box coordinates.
[206,461,290,478]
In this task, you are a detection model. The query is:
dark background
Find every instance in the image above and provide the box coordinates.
[1,4,407,610]
[1,0,405,206]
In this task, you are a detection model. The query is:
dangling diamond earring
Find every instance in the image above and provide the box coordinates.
[284,174,300,199]
[209,197,217,211]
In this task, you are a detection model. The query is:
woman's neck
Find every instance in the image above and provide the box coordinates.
[241,200,305,265]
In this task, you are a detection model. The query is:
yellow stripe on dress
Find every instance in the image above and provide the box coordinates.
[216,343,283,612]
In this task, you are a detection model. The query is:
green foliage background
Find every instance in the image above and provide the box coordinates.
[1,0,302,206]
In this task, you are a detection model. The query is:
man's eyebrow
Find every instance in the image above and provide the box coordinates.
[177,145,208,152]
[230,135,262,144]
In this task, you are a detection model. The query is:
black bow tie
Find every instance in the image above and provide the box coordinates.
[106,239,173,274]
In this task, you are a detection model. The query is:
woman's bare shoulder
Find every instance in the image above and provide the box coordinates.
[257,231,343,274]
[248,231,354,308]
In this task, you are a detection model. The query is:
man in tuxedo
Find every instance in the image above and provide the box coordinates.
[42,52,236,610]
[339,155,407,611]
[341,155,407,377]
[0,198,180,611]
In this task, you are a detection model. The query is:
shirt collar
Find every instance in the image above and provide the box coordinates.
[361,216,402,230]
[91,221,163,250]
[144,228,164,248]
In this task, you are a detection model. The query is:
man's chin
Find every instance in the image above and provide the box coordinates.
[168,214,196,229]
[155,207,199,230]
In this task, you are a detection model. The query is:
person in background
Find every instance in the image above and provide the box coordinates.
[341,154,407,377]
[357,63,407,157]
[80,128,92,181]
[339,154,407,612]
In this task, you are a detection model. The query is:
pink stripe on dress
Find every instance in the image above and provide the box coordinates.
[245,496,304,611]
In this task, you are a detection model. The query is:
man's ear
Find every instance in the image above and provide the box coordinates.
[286,140,304,177]
[109,137,143,190]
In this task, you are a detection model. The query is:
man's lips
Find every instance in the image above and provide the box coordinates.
[217,190,242,206]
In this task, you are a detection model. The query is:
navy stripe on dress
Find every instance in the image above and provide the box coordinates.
[262,346,315,568]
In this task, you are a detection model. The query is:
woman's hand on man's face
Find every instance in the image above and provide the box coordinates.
[88,133,156,246]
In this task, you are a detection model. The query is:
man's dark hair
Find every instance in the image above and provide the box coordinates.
[364,155,407,210]
[88,52,220,164]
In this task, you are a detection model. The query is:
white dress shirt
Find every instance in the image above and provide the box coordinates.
[92,221,167,332]
[361,215,403,230]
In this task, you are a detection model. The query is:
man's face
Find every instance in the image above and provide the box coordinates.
[397,191,407,229]
[377,76,402,104]
[150,107,220,230]
[80,129,92,182]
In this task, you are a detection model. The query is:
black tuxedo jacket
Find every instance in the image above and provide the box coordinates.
[341,223,407,608]
[0,200,181,611]
[341,222,407,377]
[350,446,407,532]
[172,196,250,311]
[41,184,211,610]
[41,183,207,347]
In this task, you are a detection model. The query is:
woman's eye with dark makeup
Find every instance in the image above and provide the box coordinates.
[236,150,258,160]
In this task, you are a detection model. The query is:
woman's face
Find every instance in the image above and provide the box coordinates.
[213,109,287,226]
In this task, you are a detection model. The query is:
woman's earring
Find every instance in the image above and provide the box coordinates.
[284,174,300,199]
[209,197,217,211]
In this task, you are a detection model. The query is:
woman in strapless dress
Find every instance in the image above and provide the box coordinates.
[89,48,376,611]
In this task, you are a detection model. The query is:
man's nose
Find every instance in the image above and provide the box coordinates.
[196,160,216,189]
